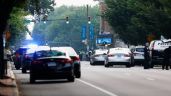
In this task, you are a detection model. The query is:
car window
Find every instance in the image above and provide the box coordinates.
[35,50,66,58]
[57,47,78,56]
[136,48,144,52]
[95,49,108,55]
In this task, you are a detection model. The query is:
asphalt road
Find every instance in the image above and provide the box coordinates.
[14,61,171,96]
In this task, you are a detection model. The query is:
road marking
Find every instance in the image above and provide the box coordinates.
[77,79,118,96]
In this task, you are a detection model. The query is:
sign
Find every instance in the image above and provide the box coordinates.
[96,34,113,45]
[81,25,86,40]
[89,24,94,40]
[96,38,112,44]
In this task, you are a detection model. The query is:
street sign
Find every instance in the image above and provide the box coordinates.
[89,24,94,40]
[81,25,86,40]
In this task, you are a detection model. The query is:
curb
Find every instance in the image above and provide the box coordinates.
[8,61,20,96]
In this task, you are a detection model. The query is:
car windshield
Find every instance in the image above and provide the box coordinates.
[136,48,144,52]
[35,50,66,58]
[95,49,108,55]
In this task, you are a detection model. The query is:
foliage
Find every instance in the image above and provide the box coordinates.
[8,7,28,46]
[25,0,55,15]
[105,0,171,45]
[32,5,100,51]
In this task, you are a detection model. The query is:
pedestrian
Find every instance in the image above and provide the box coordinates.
[163,46,171,70]
[144,43,150,69]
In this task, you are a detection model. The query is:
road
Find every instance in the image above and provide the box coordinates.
[14,61,171,96]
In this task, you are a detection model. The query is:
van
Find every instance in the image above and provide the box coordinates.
[149,39,171,68]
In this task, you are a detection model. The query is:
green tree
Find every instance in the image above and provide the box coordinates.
[32,5,100,51]
[105,0,171,45]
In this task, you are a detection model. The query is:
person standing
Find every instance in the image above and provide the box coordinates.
[144,43,150,69]
[163,46,171,70]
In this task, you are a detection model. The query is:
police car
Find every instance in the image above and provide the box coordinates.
[149,39,171,68]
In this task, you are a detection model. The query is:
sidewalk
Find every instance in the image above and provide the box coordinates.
[0,61,19,96]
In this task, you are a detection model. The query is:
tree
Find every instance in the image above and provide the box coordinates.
[104,0,171,45]
[0,0,55,79]
[32,5,100,51]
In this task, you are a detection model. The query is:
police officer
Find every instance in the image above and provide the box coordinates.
[144,43,150,69]
[163,46,171,70]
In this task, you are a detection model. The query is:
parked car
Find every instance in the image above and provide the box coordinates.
[90,49,108,65]
[131,46,145,65]
[22,48,36,73]
[14,47,29,70]
[105,47,134,68]
[52,47,81,78]
[149,39,171,68]
[30,46,75,83]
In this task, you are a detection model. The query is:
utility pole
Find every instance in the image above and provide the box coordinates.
[86,4,90,52]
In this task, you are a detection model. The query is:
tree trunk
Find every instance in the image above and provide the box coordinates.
[0,1,14,79]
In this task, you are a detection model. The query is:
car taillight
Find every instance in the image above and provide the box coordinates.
[108,54,114,57]
[124,54,130,57]
[72,56,80,61]
[61,59,72,64]
[32,60,42,64]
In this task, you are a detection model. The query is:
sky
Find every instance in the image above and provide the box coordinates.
[55,0,99,7]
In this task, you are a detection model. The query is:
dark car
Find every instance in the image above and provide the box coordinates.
[14,47,29,70]
[52,47,81,78]
[30,46,75,83]
[22,48,35,73]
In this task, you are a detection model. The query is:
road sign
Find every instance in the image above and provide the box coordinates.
[81,25,86,40]
[89,24,94,40]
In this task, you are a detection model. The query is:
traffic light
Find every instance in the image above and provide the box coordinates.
[88,16,91,24]
[66,16,69,24]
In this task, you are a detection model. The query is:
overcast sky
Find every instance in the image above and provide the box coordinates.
[55,0,98,7]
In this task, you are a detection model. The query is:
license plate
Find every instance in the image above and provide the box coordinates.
[48,62,56,67]
[117,54,121,57]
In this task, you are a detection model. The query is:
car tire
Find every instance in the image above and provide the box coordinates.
[126,63,131,68]
[105,64,109,68]
[75,71,81,78]
[150,61,154,68]
[22,68,27,73]
[67,76,75,82]
[30,75,35,83]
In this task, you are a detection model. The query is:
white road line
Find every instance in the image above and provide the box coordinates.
[77,79,118,96]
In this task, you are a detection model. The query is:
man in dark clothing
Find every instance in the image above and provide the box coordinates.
[163,46,171,70]
[144,43,150,69]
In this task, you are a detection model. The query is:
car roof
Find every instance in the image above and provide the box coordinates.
[149,39,171,50]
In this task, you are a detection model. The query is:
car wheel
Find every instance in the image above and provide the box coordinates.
[150,61,154,68]
[75,71,81,78]
[67,75,75,82]
[22,68,27,73]
[30,75,35,83]
[126,63,130,68]
[105,64,109,68]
